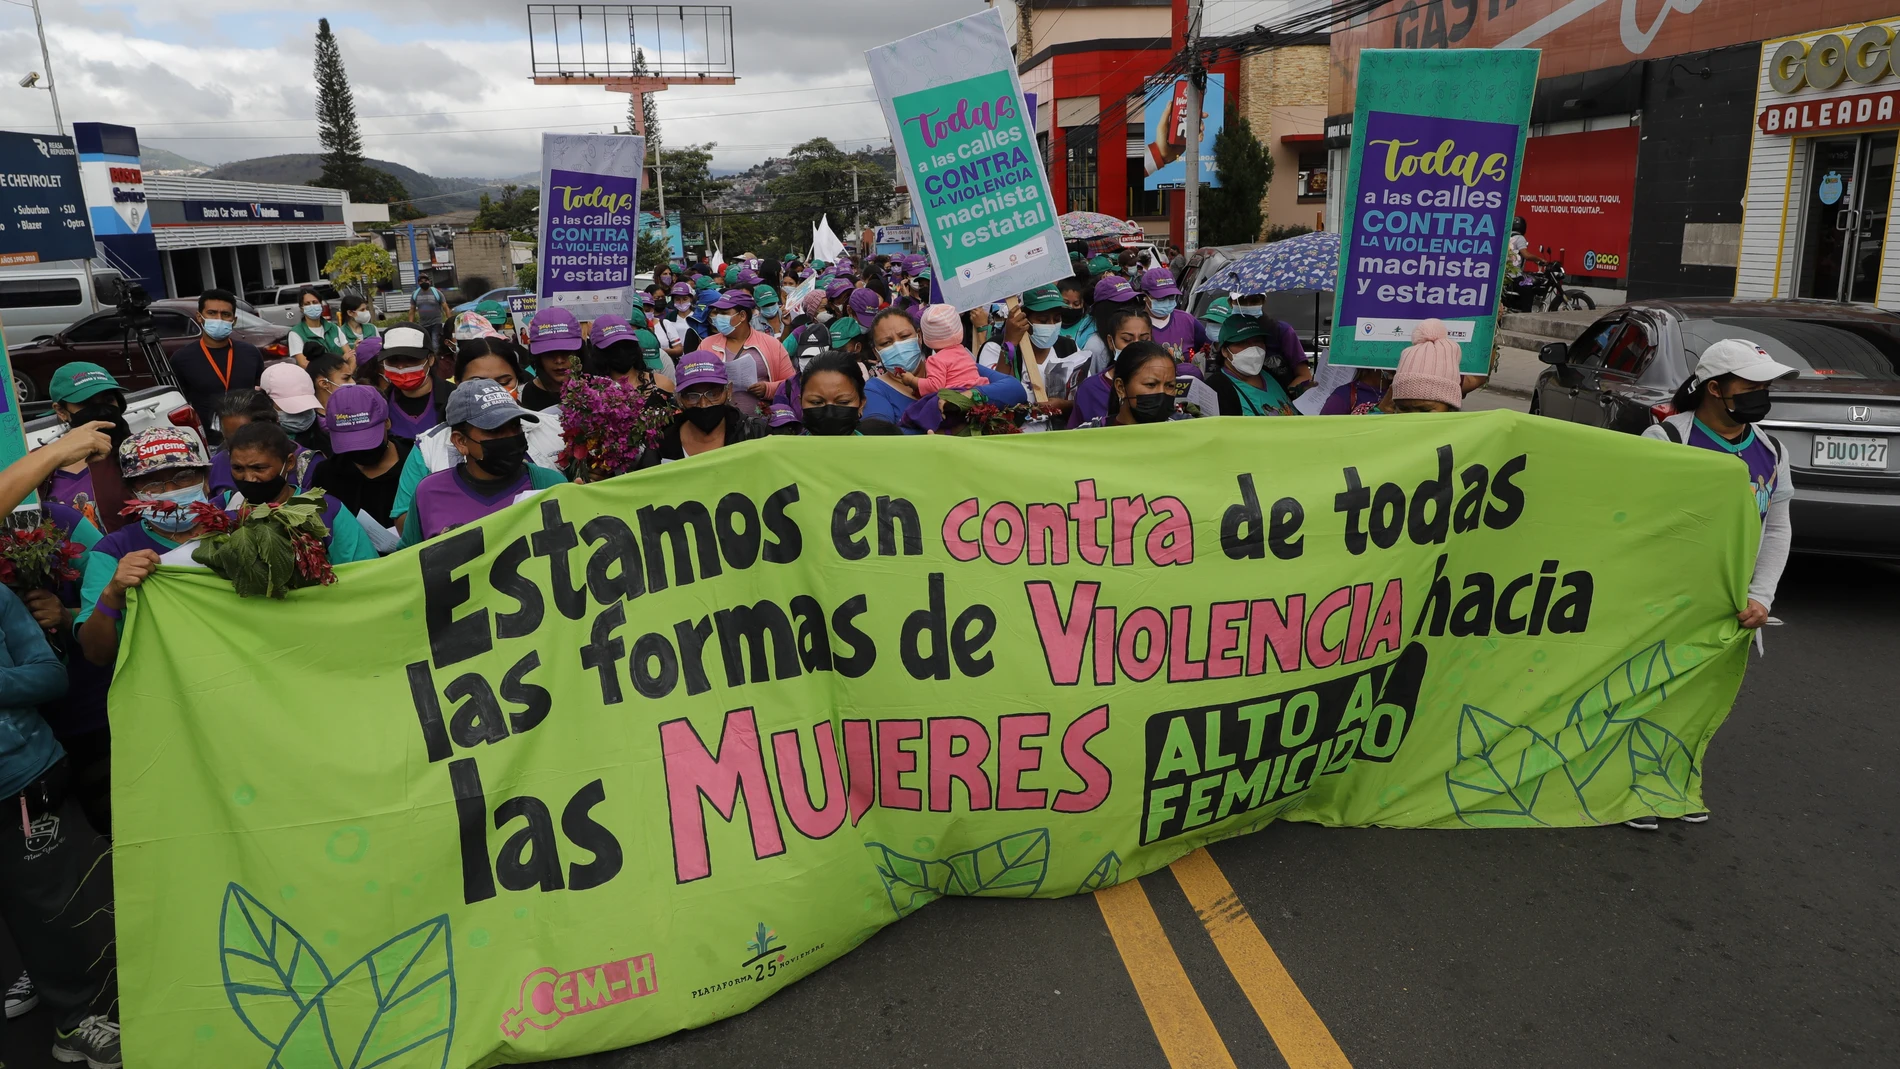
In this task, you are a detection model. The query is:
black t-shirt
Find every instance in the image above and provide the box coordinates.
[519,380,561,412]
[172,338,264,427]
[311,437,415,530]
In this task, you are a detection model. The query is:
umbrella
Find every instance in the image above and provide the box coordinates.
[1192,230,1340,295]
[1059,211,1142,242]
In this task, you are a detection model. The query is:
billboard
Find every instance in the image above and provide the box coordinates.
[0,130,94,266]
[1143,74,1225,191]
[1514,127,1638,279]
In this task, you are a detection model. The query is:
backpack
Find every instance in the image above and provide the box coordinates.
[1657,416,1784,464]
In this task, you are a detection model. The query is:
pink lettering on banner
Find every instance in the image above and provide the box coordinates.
[772,723,848,839]
[904,94,1019,150]
[500,954,658,1037]
[660,708,787,883]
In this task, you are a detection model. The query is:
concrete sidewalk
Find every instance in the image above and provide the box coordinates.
[1465,346,1540,412]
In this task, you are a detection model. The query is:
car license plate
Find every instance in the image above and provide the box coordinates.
[1811,435,1889,469]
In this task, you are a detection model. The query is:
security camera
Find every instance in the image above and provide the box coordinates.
[19,72,40,88]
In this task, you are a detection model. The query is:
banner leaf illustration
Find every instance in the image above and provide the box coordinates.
[266,915,455,1069]
[220,883,333,1048]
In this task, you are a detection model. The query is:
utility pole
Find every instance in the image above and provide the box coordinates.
[653,140,667,252]
[1182,0,1203,257]
[851,167,860,233]
[29,0,64,137]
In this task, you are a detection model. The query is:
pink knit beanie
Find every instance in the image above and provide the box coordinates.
[919,303,963,350]
[1390,319,1463,409]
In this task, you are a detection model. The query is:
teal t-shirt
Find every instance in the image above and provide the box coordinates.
[1231,374,1292,416]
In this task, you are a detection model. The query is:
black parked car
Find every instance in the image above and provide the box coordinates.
[1531,298,1899,558]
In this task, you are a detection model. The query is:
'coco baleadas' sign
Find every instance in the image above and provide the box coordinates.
[1758,23,1900,136]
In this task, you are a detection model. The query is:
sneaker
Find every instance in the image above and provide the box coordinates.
[1679,812,1711,824]
[4,971,35,1018]
[1623,815,1660,830]
[51,1014,121,1069]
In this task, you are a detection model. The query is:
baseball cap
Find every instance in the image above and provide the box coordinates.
[1217,315,1273,346]
[591,314,638,348]
[824,277,853,298]
[712,289,756,310]
[49,362,121,405]
[829,317,864,347]
[453,310,502,341]
[628,308,651,329]
[1200,296,1233,328]
[766,402,800,428]
[675,355,730,391]
[1092,276,1139,304]
[354,336,384,363]
[1020,285,1066,313]
[723,265,742,286]
[753,284,780,309]
[444,377,542,430]
[670,281,694,298]
[850,287,882,328]
[118,426,210,479]
[528,307,582,354]
[476,300,510,326]
[378,325,429,361]
[1087,255,1113,275]
[1691,338,1800,387]
[1140,267,1181,299]
[324,384,390,453]
[260,362,323,414]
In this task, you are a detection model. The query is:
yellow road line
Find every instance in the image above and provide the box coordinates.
[1170,848,1354,1069]
[1094,877,1239,1069]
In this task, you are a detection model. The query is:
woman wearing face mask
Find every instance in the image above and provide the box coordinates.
[656,282,694,361]
[1074,342,1194,428]
[797,353,868,437]
[43,363,131,529]
[1065,307,1153,428]
[374,325,454,440]
[748,283,788,342]
[633,356,769,468]
[398,379,567,547]
[307,351,355,412]
[312,384,413,533]
[1080,276,1145,376]
[1206,316,1298,417]
[1139,268,1208,362]
[287,288,345,364]
[701,290,796,418]
[338,294,378,347]
[587,315,675,400]
[862,309,924,424]
[220,421,379,559]
[977,285,1085,416]
[260,361,332,455]
[207,388,285,498]
[1225,293,1315,392]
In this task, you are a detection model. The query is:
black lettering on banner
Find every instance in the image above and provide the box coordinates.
[831,491,872,560]
[761,483,803,563]
[489,536,543,640]
[580,515,644,605]
[501,651,552,734]
[531,500,587,621]
[640,500,721,591]
[450,757,496,903]
[562,779,624,891]
[493,795,565,893]
[1139,643,1429,844]
[421,528,488,668]
[877,496,922,556]
[716,492,763,568]
[716,601,801,686]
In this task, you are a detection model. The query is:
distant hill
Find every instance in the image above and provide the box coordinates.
[139,146,210,174]
[199,155,518,211]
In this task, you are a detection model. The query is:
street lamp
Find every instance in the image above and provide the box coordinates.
[18,0,64,137]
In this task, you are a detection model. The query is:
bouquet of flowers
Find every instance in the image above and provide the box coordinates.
[121,491,336,599]
[937,389,1067,436]
[0,521,85,592]
[557,373,673,481]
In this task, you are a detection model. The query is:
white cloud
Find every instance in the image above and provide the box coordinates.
[0,2,991,178]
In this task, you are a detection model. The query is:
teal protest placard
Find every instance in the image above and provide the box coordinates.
[867,9,1068,311]
[1328,49,1539,374]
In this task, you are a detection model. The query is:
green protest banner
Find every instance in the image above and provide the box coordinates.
[112,412,1757,1068]
[1329,48,1539,374]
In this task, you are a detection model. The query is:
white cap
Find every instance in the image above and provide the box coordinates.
[1691,338,1799,388]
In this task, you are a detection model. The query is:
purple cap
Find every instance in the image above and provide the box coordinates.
[591,314,637,348]
[824,277,853,298]
[1140,267,1180,298]
[325,384,390,454]
[766,403,800,428]
[712,289,756,310]
[1092,276,1139,304]
[670,281,694,297]
[529,307,583,354]
[354,337,384,363]
[850,287,883,328]
[736,269,763,288]
[675,354,730,391]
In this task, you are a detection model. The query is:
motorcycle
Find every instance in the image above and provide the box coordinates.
[1503,246,1597,313]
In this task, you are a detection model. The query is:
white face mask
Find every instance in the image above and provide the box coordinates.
[1229,345,1267,376]
[303,304,323,320]
[353,309,372,324]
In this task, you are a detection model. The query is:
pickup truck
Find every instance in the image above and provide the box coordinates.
[247,281,344,328]
[23,384,199,452]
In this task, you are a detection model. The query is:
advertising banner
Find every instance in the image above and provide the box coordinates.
[868,9,1067,310]
[74,123,166,296]
[536,133,645,323]
[1328,49,1537,373]
[159,200,336,226]
[0,130,93,266]
[639,209,683,261]
[1143,74,1225,191]
[114,412,1758,1068]
[1514,127,1637,279]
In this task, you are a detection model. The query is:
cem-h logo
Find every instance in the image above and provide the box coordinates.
[498,952,658,1038]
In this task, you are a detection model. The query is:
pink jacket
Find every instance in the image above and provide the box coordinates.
[913,345,983,394]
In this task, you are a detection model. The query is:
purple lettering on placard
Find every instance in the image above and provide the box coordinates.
[542,167,639,298]
[1336,111,1517,330]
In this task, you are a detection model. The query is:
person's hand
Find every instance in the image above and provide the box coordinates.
[1737,599,1769,629]
[1003,307,1030,346]
[1461,374,1488,396]
[21,589,69,633]
[896,369,921,392]
[104,550,160,604]
[50,421,115,467]
[747,381,771,399]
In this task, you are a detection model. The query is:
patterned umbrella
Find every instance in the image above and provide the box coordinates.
[1058,211,1142,241]
[1193,230,1341,294]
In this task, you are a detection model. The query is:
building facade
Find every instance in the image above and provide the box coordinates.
[145,174,353,301]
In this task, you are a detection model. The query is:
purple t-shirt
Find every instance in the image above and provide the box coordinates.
[47,466,97,520]
[1065,362,1203,429]
[1687,420,1781,518]
[1148,312,1208,361]
[1320,380,1384,415]
[410,466,532,542]
[387,388,443,441]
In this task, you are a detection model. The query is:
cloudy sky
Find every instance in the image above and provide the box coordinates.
[0,1,1005,184]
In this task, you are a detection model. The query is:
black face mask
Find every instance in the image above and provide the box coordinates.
[803,404,861,436]
[233,473,287,503]
[336,444,389,470]
[1059,307,1084,328]
[682,405,729,433]
[1726,389,1772,424]
[71,402,131,451]
[603,343,644,375]
[473,433,529,478]
[1130,393,1174,424]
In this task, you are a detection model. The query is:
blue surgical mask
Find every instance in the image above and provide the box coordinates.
[202,318,235,340]
[303,304,323,320]
[879,337,924,372]
[1150,299,1176,318]
[1029,323,1062,349]
[1233,304,1264,317]
[713,314,737,335]
[145,482,209,534]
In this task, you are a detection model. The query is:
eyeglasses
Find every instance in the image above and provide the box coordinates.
[678,388,728,408]
[132,469,205,494]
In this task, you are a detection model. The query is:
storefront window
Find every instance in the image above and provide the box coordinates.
[1127,163,1166,218]
[1297,150,1329,202]
[1066,127,1098,214]
[1795,132,1896,303]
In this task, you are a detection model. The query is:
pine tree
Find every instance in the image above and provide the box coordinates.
[313,19,365,194]
[1201,116,1273,245]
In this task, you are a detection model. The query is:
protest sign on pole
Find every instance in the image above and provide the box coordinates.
[536,133,644,323]
[1327,49,1538,374]
[114,411,1758,1068]
[867,9,1067,311]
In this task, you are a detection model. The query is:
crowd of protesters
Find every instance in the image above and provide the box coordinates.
[0,237,1797,1067]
